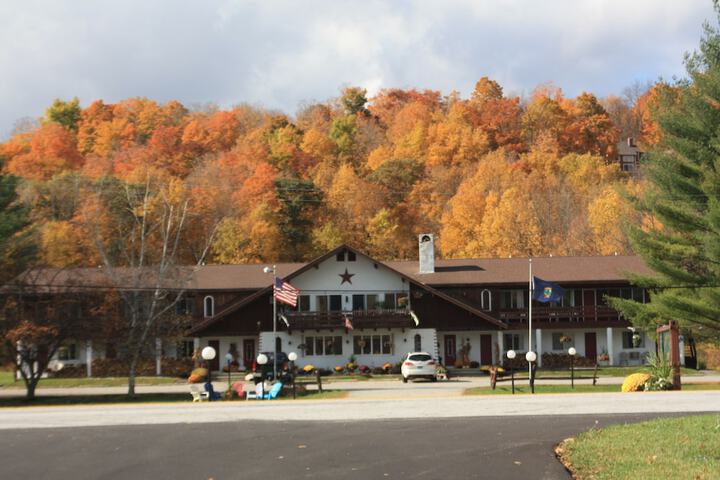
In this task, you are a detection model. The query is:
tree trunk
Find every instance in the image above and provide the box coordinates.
[25,378,38,400]
[127,358,137,398]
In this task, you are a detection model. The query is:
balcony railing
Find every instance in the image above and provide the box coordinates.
[283,309,414,330]
[498,305,620,324]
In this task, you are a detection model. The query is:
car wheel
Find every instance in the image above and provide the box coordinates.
[402,376,408,383]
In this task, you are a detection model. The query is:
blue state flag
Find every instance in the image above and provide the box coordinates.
[532,277,565,303]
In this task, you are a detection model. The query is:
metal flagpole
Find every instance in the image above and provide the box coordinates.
[272,265,277,380]
[528,258,533,378]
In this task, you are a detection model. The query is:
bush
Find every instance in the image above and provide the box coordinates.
[302,364,315,374]
[50,357,193,378]
[371,367,385,375]
[621,373,650,392]
[346,362,357,372]
[334,365,344,373]
[644,354,673,391]
[540,353,595,368]
[358,365,370,374]
[469,361,480,368]
[317,368,332,377]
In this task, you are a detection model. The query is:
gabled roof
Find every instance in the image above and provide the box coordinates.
[188,244,508,334]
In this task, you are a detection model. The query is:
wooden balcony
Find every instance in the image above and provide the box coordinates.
[283,309,414,331]
[498,305,624,327]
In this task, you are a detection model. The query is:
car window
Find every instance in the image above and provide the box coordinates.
[408,354,432,361]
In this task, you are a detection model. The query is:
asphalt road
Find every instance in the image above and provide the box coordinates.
[0,413,685,480]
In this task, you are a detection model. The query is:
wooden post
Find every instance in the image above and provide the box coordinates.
[657,322,682,390]
[592,363,598,386]
[316,369,323,393]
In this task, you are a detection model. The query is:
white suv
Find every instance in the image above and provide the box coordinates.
[401,352,437,383]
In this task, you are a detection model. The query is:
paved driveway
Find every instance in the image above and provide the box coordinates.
[0,414,689,480]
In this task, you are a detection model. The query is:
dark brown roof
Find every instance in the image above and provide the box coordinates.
[10,253,652,291]
[386,255,653,286]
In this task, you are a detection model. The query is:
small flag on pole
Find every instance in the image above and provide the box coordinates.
[343,314,354,331]
[410,310,420,326]
[279,314,290,328]
[274,277,300,307]
[532,277,565,303]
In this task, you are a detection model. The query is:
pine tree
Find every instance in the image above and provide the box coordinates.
[611,9,720,340]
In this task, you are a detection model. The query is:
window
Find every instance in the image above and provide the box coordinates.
[632,288,646,303]
[503,334,521,351]
[203,296,214,317]
[500,290,525,309]
[336,251,345,262]
[175,296,194,315]
[176,340,194,359]
[622,331,645,349]
[352,294,365,311]
[347,251,356,261]
[552,333,573,351]
[414,334,422,351]
[275,337,282,353]
[297,295,310,312]
[58,343,78,361]
[384,293,397,309]
[353,334,392,355]
[562,289,581,307]
[304,336,343,355]
[329,295,342,311]
[367,294,379,310]
[481,289,492,311]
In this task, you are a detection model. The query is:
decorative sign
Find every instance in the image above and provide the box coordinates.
[339,268,355,285]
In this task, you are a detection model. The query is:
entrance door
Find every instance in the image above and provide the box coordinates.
[583,290,596,321]
[480,334,493,365]
[208,340,220,372]
[584,332,597,361]
[243,339,255,370]
[444,335,456,366]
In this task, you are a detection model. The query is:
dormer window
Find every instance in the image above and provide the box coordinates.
[347,251,356,261]
[336,251,345,262]
[204,296,215,317]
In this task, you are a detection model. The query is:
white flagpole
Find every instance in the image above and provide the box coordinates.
[272,265,277,380]
[528,258,533,378]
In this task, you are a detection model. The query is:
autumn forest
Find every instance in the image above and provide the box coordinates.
[0,78,665,268]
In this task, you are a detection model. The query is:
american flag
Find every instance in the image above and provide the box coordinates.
[274,277,299,307]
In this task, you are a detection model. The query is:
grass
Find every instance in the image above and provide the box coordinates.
[0,389,348,407]
[0,372,185,389]
[558,414,720,479]
[464,383,720,395]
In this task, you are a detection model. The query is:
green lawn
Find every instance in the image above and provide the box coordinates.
[0,372,185,389]
[558,414,720,479]
[464,383,720,395]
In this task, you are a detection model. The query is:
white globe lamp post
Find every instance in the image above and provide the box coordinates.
[256,353,269,399]
[525,351,537,394]
[201,346,216,401]
[568,347,577,388]
[506,350,517,394]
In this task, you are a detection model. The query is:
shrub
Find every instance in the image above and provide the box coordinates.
[382,362,392,372]
[317,368,332,377]
[302,364,315,374]
[541,353,594,368]
[358,365,370,374]
[346,362,357,372]
[644,353,673,391]
[334,365,344,373]
[469,361,480,368]
[371,367,385,375]
[621,373,651,392]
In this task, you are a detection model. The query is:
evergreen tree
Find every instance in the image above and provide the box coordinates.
[610,9,720,340]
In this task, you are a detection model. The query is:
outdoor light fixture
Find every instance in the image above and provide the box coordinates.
[201,346,216,401]
[506,350,516,394]
[568,347,577,389]
[288,351,298,399]
[525,351,537,394]
[262,265,278,379]
[257,353,269,399]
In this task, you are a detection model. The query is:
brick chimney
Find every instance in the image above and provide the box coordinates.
[419,234,435,274]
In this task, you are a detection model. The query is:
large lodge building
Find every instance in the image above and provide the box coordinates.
[41,235,665,374]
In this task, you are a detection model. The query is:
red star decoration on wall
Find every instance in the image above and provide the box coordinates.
[339,268,355,285]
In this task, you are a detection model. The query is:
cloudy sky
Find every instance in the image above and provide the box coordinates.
[0,0,715,139]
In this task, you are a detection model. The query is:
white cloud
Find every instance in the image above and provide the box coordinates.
[0,0,715,139]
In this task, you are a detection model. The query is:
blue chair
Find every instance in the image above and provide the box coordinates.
[262,382,283,399]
